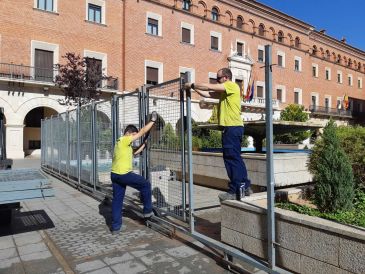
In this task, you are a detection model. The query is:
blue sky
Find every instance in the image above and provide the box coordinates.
[256,0,365,51]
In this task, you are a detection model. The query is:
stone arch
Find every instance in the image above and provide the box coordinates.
[258,23,265,36]
[343,56,347,65]
[248,19,255,34]
[358,62,362,71]
[269,27,276,40]
[225,10,233,25]
[277,30,284,43]
[236,15,244,29]
[294,37,301,48]
[325,50,331,60]
[0,97,16,124]
[211,6,220,21]
[348,58,352,67]
[287,33,293,46]
[332,52,337,62]
[198,1,207,17]
[312,45,318,56]
[319,47,325,58]
[337,54,342,64]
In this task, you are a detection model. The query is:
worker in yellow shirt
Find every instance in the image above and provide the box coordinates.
[185,68,251,201]
[110,111,158,234]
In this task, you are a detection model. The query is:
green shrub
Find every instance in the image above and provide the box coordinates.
[309,120,354,212]
[336,125,365,190]
[274,104,311,144]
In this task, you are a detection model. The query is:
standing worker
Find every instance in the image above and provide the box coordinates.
[110,111,158,234]
[185,68,251,201]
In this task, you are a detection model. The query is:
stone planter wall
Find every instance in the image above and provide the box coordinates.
[221,198,365,274]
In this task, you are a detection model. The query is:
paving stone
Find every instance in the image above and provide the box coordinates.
[0,256,21,269]
[0,236,15,250]
[0,248,17,260]
[165,245,199,259]
[13,232,42,246]
[130,250,154,258]
[20,250,52,261]
[103,253,135,266]
[139,252,176,266]
[86,266,114,274]
[111,260,147,274]
[75,260,106,273]
[18,242,49,256]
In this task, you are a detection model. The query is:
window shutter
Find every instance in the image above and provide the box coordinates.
[147,67,158,84]
[211,36,218,50]
[182,28,191,43]
[35,49,53,81]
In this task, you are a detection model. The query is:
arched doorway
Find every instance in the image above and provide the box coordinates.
[23,107,58,156]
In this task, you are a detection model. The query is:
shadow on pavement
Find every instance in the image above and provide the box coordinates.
[0,209,55,237]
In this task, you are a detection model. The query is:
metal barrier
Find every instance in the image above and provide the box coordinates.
[42,47,287,273]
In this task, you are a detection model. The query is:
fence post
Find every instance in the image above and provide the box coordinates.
[180,75,187,222]
[91,101,97,190]
[58,114,61,174]
[111,95,118,150]
[77,104,81,186]
[185,75,194,233]
[265,44,276,270]
[66,111,70,179]
[140,86,148,178]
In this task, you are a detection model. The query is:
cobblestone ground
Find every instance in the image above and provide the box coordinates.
[0,165,234,274]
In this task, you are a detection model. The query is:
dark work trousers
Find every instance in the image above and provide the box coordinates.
[222,126,251,196]
[111,172,152,231]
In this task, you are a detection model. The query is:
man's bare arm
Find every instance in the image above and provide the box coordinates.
[194,88,221,99]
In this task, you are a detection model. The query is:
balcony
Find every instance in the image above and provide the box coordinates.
[0,62,57,84]
[309,105,352,118]
[0,62,118,91]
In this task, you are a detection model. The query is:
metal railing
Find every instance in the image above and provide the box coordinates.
[0,62,119,90]
[309,105,352,117]
[0,62,57,83]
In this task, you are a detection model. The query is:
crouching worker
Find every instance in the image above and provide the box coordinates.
[110,111,158,235]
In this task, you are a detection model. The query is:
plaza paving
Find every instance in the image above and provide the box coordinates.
[0,159,260,274]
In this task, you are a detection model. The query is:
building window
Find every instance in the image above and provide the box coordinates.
[311,95,317,108]
[182,0,191,11]
[181,22,194,45]
[294,88,302,104]
[85,57,102,88]
[236,16,243,29]
[34,49,54,82]
[359,78,363,89]
[277,51,285,67]
[256,85,264,98]
[258,47,264,62]
[277,31,284,43]
[88,4,101,23]
[146,67,158,85]
[348,75,353,86]
[211,7,219,21]
[277,89,282,102]
[294,56,301,72]
[337,71,342,83]
[182,28,191,43]
[179,67,195,83]
[146,12,162,36]
[294,37,300,48]
[258,24,265,36]
[147,18,158,36]
[209,78,217,84]
[325,68,331,80]
[145,60,163,85]
[210,31,221,51]
[237,42,243,56]
[37,0,54,12]
[312,64,318,77]
[325,97,330,111]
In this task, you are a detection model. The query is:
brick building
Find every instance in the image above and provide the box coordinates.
[0,0,364,158]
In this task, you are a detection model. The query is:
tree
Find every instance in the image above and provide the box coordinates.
[55,52,104,106]
[309,120,354,212]
[274,104,311,144]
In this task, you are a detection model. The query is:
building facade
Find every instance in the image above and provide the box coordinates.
[0,0,364,158]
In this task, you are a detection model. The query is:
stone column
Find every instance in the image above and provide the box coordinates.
[6,124,25,159]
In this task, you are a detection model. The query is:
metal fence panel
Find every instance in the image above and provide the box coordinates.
[95,100,113,189]
[147,79,186,219]
[59,113,68,175]
[79,105,93,185]
[68,110,78,180]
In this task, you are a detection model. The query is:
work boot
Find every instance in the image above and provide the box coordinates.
[245,186,253,197]
[218,192,236,202]
[111,224,127,235]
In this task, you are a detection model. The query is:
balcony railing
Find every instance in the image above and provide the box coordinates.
[0,62,57,83]
[309,105,352,117]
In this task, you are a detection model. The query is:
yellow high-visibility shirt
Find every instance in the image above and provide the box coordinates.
[219,81,243,126]
[111,136,133,175]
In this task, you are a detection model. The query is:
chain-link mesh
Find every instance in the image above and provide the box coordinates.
[95,100,113,188]
[79,105,93,185]
[147,79,186,219]
[68,110,78,180]
[117,93,141,174]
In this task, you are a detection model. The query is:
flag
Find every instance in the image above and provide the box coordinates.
[343,94,349,110]
[249,80,255,102]
[245,83,251,101]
